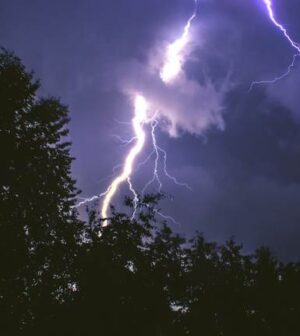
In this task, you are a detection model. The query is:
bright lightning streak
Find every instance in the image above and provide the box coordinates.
[263,0,300,52]
[142,120,162,195]
[142,121,192,194]
[155,210,181,226]
[73,163,124,208]
[136,150,155,171]
[73,192,107,208]
[250,0,300,89]
[76,1,197,227]
[112,134,137,147]
[101,95,148,225]
[99,3,197,224]
[127,177,139,219]
[158,146,192,191]
[160,2,198,83]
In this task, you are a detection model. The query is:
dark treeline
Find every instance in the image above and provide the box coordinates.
[1,49,300,336]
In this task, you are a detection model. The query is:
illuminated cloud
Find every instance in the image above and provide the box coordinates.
[117,56,229,137]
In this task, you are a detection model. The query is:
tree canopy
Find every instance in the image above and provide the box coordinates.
[0,49,83,334]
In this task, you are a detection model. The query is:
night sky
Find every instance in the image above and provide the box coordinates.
[1,0,300,260]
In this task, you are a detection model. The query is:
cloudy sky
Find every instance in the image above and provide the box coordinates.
[1,0,300,260]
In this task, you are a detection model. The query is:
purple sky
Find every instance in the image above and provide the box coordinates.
[1,0,300,260]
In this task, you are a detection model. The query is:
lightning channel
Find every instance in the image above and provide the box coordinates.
[73,191,108,209]
[155,209,181,226]
[160,0,198,84]
[75,1,197,227]
[142,120,162,195]
[127,177,139,220]
[112,134,137,147]
[101,94,148,225]
[158,146,192,191]
[250,0,300,90]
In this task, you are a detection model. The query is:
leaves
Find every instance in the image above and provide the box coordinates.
[0,49,83,334]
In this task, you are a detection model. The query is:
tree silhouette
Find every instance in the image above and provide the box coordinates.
[0,49,83,334]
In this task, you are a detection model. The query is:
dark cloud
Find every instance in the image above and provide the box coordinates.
[1,0,300,260]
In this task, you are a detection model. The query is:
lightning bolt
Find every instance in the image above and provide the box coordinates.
[140,119,191,226]
[75,1,197,227]
[250,0,300,90]
[160,0,198,84]
[127,177,139,220]
[142,120,162,195]
[100,94,148,225]
[158,145,192,191]
[142,119,192,194]
[74,194,107,208]
[112,134,137,147]
[140,0,197,195]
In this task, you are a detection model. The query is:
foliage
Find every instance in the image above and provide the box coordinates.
[0,49,83,334]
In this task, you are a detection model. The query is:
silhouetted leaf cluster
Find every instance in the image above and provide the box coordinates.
[0,49,83,335]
